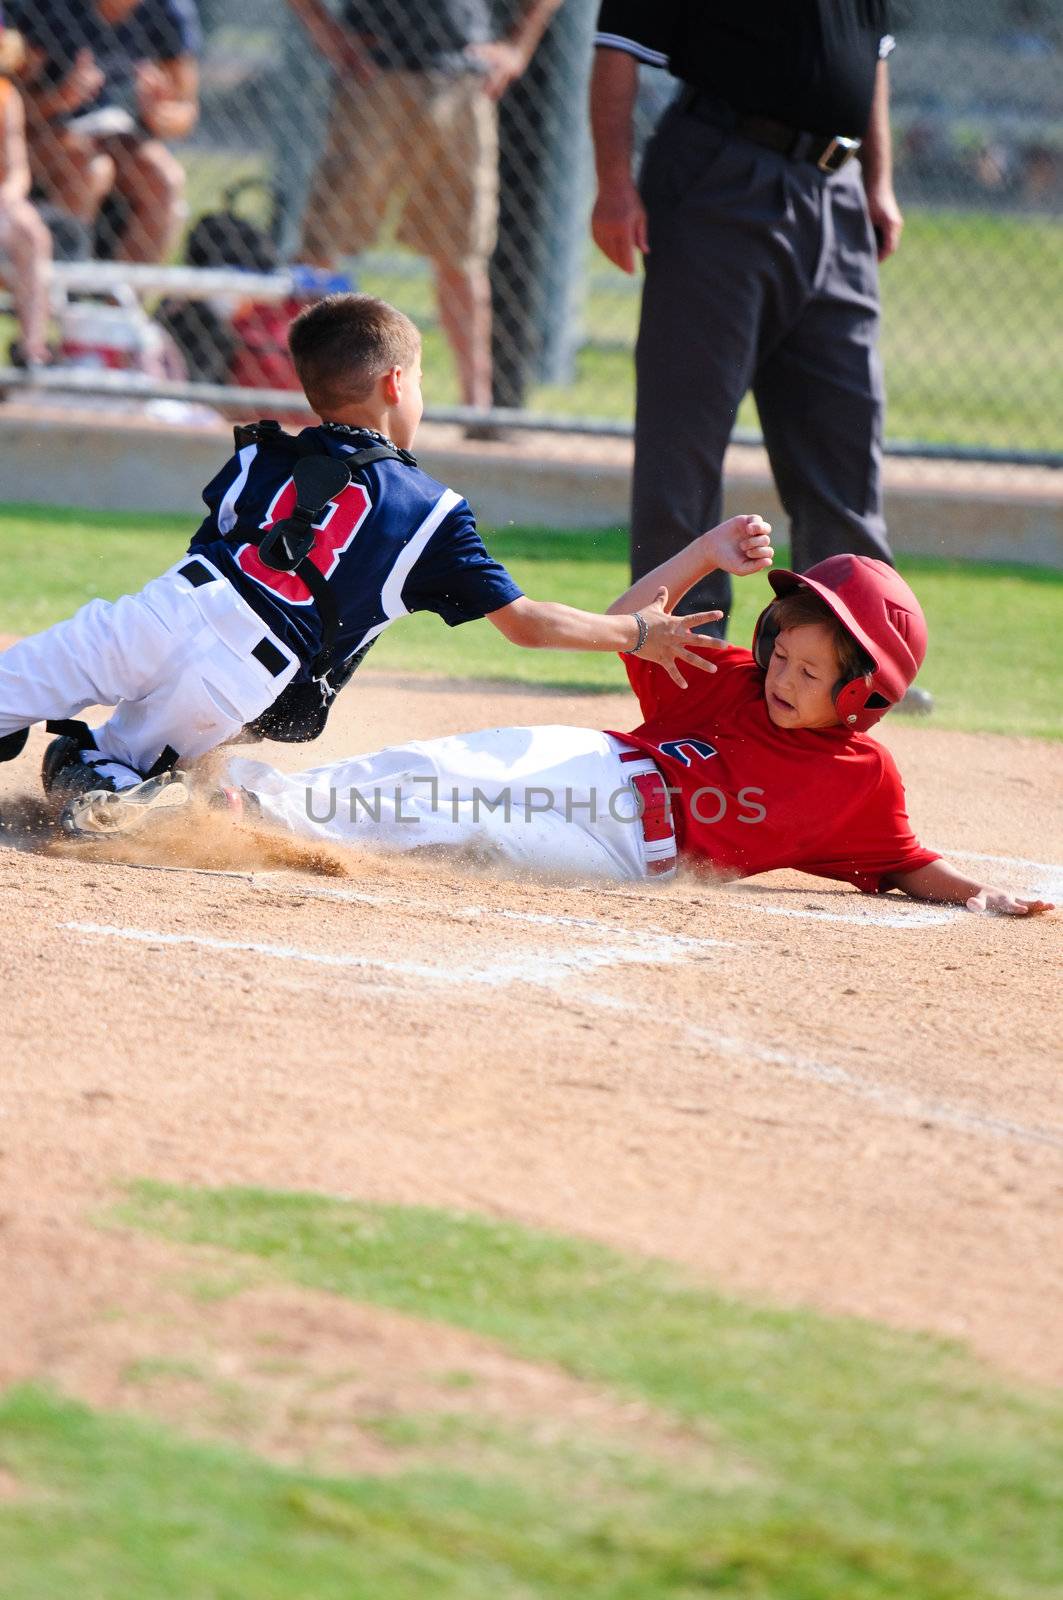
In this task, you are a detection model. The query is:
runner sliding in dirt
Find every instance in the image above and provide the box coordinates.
[217,518,1051,916]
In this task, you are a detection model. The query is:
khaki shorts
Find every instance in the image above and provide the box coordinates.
[302,69,498,267]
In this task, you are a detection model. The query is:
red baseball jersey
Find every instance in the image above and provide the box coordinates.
[611,645,939,893]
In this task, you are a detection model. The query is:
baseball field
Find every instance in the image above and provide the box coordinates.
[1,506,1061,1598]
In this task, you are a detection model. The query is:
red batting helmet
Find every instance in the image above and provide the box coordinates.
[751,555,928,731]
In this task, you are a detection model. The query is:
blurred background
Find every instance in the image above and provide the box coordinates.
[2,0,1061,464]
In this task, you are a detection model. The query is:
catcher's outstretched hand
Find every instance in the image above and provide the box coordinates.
[638,589,726,687]
[704,515,774,576]
[965,887,1054,917]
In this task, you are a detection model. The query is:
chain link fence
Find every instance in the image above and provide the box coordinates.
[2,0,1061,463]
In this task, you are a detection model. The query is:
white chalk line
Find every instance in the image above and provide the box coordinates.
[251,871,967,936]
[705,1032,1063,1151]
[730,901,959,929]
[931,847,1062,876]
[929,846,1063,900]
[59,915,1061,1152]
[91,863,739,956]
[560,988,1063,1151]
[63,921,459,982]
[582,883,967,930]
[62,851,1058,927]
[60,918,725,992]
[57,843,1062,1142]
[246,873,737,957]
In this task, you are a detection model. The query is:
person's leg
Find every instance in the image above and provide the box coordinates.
[0,198,52,365]
[29,124,113,223]
[109,138,186,263]
[91,566,298,777]
[49,569,303,832]
[752,162,891,573]
[272,3,334,258]
[0,595,165,751]
[299,76,396,267]
[0,592,186,793]
[0,566,297,788]
[403,74,498,411]
[632,115,787,630]
[229,725,649,880]
[432,258,493,410]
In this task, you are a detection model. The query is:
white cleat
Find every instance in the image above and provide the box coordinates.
[60,772,191,837]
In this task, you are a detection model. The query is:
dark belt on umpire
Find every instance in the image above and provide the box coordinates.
[677,86,861,173]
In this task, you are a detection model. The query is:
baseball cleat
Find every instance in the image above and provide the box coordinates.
[60,772,191,837]
[42,734,115,797]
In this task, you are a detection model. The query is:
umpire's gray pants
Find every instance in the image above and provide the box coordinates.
[633,104,892,627]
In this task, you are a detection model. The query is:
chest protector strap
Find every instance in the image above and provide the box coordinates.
[228,421,413,680]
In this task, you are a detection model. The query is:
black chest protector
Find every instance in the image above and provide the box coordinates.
[227,420,416,743]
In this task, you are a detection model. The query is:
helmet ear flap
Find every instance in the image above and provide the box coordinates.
[833,672,872,727]
[832,650,884,728]
[752,601,780,671]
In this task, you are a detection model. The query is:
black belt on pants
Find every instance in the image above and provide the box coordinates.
[179,559,291,677]
[678,87,861,173]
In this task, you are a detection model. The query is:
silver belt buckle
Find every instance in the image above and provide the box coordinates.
[817,135,861,173]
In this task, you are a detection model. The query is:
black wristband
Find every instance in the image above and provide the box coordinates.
[625,611,649,656]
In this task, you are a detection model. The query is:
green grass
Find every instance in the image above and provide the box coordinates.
[0,1384,1009,1600]
[877,211,1063,453]
[2,1184,1060,1596]
[1,502,1059,738]
[359,209,1063,453]
[0,505,186,637]
[0,1178,1038,1600]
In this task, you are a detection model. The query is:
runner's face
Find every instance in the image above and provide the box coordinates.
[764,624,843,729]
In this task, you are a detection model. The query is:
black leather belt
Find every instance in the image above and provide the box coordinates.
[179,560,291,678]
[679,87,861,173]
[180,558,218,588]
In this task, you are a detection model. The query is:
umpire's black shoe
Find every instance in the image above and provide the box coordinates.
[41,734,118,798]
[895,684,935,716]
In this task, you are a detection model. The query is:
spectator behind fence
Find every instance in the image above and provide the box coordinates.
[284,0,561,421]
[590,2,931,712]
[0,18,52,367]
[12,0,200,263]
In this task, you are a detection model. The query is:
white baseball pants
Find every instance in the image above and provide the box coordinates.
[0,557,298,788]
[229,726,676,882]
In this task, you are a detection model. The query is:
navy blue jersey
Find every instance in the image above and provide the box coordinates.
[188,425,522,683]
[15,0,202,114]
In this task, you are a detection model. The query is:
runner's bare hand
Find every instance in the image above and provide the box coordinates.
[965,888,1054,917]
[638,589,726,687]
[703,515,774,576]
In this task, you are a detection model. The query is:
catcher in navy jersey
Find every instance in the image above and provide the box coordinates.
[0,293,719,836]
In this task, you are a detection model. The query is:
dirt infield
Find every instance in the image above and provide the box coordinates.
[2,669,1061,1450]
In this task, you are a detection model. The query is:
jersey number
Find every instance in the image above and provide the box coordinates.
[657,738,717,767]
[236,476,371,605]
